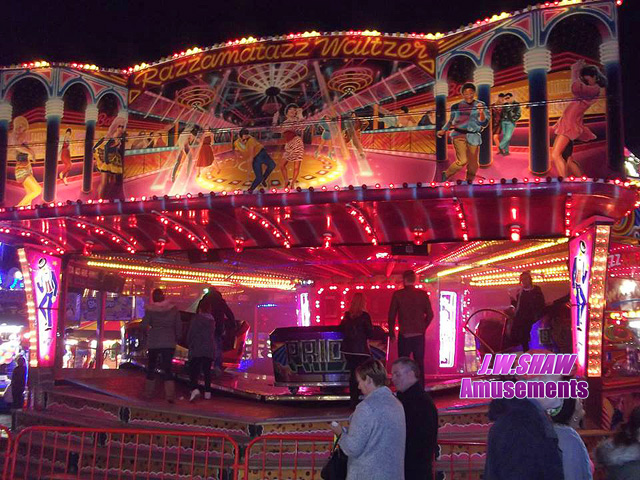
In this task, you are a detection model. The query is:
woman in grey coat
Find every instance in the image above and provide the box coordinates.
[597,406,640,480]
[142,288,181,403]
[331,359,406,480]
[187,298,216,402]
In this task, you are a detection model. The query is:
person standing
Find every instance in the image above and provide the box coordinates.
[10,355,27,410]
[392,357,439,480]
[549,398,593,480]
[234,128,276,192]
[330,359,406,480]
[201,288,237,377]
[498,93,521,156]
[388,270,434,387]
[340,292,374,408]
[142,288,181,403]
[94,117,126,200]
[187,299,216,402]
[437,82,488,182]
[10,116,42,207]
[510,271,546,351]
[484,398,565,479]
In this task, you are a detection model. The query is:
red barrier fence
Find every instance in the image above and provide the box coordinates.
[242,434,334,480]
[5,426,239,480]
[0,426,615,480]
[0,426,12,480]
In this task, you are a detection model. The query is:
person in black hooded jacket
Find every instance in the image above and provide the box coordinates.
[201,288,237,376]
[340,292,374,408]
[484,397,565,480]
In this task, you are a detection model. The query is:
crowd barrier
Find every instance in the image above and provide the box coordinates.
[3,426,239,480]
[0,425,615,480]
[0,427,11,480]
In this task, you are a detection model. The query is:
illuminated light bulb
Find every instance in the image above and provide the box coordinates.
[510,225,521,242]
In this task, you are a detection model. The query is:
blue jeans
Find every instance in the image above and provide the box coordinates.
[249,149,276,191]
[499,120,516,153]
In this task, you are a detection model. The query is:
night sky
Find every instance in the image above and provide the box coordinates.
[2,0,639,150]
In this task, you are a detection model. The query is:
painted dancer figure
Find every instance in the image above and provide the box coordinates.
[34,257,58,330]
[572,240,589,332]
[343,111,369,160]
[10,116,42,207]
[438,82,488,182]
[171,126,197,183]
[234,128,276,192]
[93,117,126,200]
[498,93,521,156]
[551,59,606,177]
[58,128,73,185]
[491,93,505,149]
[275,104,305,188]
[196,128,220,178]
[314,115,334,161]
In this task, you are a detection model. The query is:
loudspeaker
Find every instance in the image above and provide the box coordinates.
[186,249,221,263]
[391,244,430,256]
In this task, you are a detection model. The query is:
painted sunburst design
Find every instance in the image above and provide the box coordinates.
[327,67,374,94]
[234,62,310,114]
[175,85,217,109]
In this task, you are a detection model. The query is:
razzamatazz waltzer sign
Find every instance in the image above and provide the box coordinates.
[129,36,437,97]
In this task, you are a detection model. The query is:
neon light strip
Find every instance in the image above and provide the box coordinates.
[17,249,39,367]
[587,225,610,377]
[436,239,569,278]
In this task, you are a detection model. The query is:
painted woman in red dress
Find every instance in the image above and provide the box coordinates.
[196,129,220,179]
[58,128,72,185]
[551,59,606,177]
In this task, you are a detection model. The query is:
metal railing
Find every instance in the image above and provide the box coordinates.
[0,426,12,480]
[242,434,334,480]
[5,426,239,480]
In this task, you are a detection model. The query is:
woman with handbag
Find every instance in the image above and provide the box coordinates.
[330,359,406,480]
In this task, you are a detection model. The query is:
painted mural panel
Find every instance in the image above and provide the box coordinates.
[0,1,624,207]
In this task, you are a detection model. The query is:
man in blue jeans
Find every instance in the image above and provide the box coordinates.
[498,93,521,156]
[234,128,276,192]
[388,270,434,388]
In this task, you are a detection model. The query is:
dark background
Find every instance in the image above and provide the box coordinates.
[2,0,638,151]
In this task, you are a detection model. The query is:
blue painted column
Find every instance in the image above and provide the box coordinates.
[82,104,98,194]
[0,102,12,206]
[524,48,552,175]
[600,40,625,176]
[474,66,494,167]
[434,80,448,162]
[43,98,64,202]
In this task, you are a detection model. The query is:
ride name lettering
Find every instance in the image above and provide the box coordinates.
[131,36,436,90]
[286,339,344,373]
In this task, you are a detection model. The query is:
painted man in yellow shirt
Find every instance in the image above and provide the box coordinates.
[234,128,276,192]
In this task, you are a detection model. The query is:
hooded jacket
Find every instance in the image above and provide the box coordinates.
[484,398,565,480]
[187,313,216,359]
[142,300,181,350]
[596,438,640,480]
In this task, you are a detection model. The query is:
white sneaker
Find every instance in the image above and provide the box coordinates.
[189,389,201,402]
[204,392,212,400]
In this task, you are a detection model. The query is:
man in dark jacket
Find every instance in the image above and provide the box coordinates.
[388,270,434,387]
[11,355,27,409]
[510,271,546,351]
[392,357,438,480]
[188,299,216,402]
[484,398,565,480]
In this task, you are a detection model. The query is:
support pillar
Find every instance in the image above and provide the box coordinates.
[600,40,625,176]
[0,102,12,206]
[54,256,70,374]
[524,48,552,175]
[95,291,106,370]
[474,66,494,167]
[82,104,98,194]
[434,80,448,162]
[43,98,64,202]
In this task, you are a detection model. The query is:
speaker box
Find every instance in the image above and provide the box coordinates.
[186,249,221,263]
[391,244,430,256]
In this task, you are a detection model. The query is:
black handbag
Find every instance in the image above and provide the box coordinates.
[321,436,348,480]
